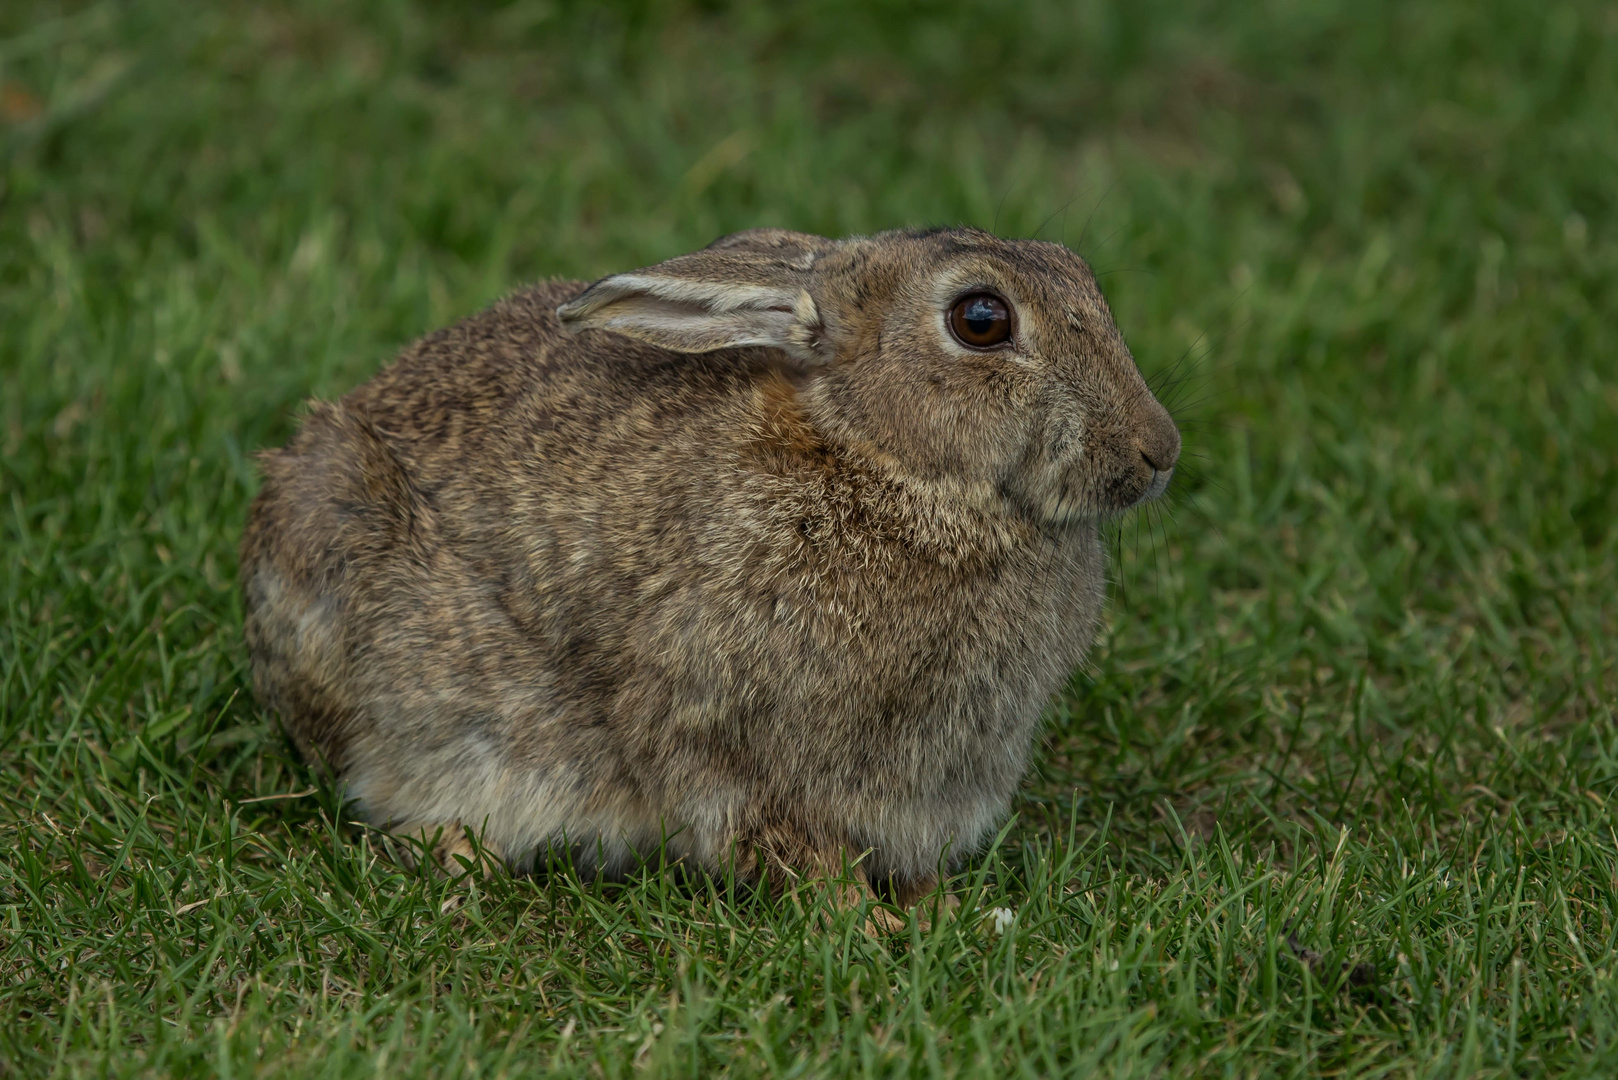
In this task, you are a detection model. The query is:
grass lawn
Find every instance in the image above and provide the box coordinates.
[3,0,1616,1075]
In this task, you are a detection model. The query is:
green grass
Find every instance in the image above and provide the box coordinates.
[2,0,1616,1075]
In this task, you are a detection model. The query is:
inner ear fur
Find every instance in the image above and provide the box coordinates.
[555,237,834,361]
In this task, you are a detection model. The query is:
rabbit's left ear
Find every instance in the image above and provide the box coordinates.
[556,239,831,361]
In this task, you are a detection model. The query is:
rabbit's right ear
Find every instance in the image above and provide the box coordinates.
[556,235,835,362]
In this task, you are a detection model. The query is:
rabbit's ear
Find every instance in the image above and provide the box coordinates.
[555,243,830,361]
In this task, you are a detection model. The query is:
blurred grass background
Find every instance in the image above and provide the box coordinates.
[2,0,1616,1075]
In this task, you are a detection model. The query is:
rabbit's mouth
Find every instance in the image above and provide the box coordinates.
[1140,465,1173,503]
[1107,455,1175,514]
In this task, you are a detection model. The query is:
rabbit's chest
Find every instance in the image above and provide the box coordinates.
[687,522,1107,763]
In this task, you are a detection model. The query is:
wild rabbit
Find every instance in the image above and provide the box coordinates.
[240,227,1179,925]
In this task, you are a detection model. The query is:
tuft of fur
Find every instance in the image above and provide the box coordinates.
[240,227,1179,913]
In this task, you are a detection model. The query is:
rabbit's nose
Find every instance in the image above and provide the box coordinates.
[1135,403,1181,476]
[1140,444,1176,473]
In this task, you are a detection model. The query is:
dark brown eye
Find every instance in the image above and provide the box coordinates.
[948,292,1012,348]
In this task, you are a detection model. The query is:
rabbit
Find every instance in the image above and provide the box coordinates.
[239,226,1180,924]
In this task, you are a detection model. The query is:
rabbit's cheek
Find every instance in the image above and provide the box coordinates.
[1044,413,1083,462]
[1007,464,1090,525]
[1005,397,1103,522]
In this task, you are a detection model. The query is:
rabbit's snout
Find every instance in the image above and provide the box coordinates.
[1137,416,1180,476]
[1033,380,1179,518]
[1130,397,1181,505]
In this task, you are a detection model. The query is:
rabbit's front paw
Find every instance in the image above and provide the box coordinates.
[386,821,504,880]
[433,825,504,879]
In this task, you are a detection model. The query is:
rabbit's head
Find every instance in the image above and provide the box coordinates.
[557,227,1179,523]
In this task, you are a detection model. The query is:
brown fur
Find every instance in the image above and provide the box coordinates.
[240,227,1179,919]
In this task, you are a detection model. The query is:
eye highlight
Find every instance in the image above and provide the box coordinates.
[948,292,1012,349]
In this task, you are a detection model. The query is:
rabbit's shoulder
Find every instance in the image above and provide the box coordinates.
[342,282,582,457]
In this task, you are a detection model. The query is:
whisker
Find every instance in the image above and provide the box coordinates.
[992,178,1013,236]
[1075,179,1121,256]
[1080,223,1134,263]
[1032,185,1092,244]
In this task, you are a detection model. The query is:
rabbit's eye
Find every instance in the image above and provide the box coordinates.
[949,293,1012,348]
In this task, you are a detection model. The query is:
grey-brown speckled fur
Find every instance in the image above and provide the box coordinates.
[240,227,1179,912]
